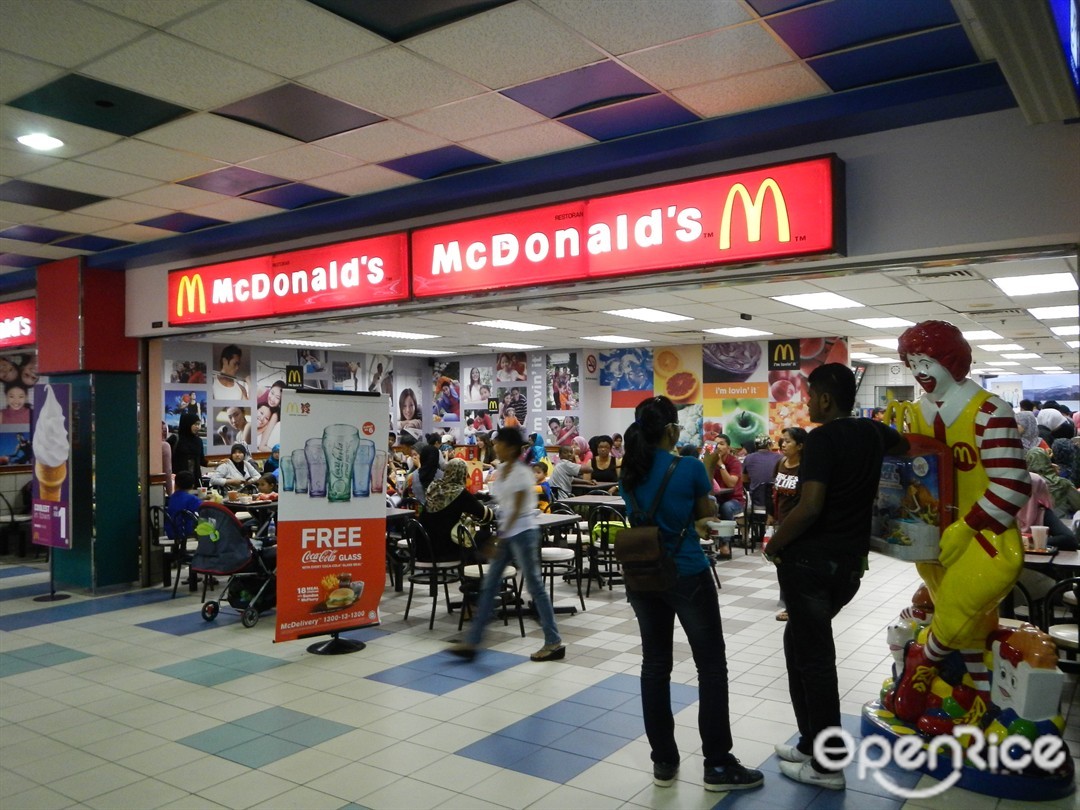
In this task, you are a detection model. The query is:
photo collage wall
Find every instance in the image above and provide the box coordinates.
[0,351,40,466]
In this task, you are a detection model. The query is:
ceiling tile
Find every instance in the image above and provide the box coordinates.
[240,145,361,182]
[402,94,548,142]
[672,63,825,118]
[83,0,218,27]
[308,0,511,42]
[93,222,177,243]
[23,162,161,197]
[167,0,387,77]
[76,141,225,183]
[560,95,698,141]
[0,107,123,159]
[0,147,63,177]
[137,212,226,233]
[0,0,148,69]
[0,253,49,267]
[462,120,595,162]
[317,121,450,163]
[0,53,65,104]
[75,198,175,223]
[243,183,346,210]
[0,180,107,211]
[37,211,125,233]
[138,113,299,163]
[215,84,383,143]
[8,74,192,137]
[622,23,792,89]
[188,197,281,222]
[406,3,605,89]
[537,0,751,54]
[379,145,496,180]
[81,33,281,110]
[54,233,132,252]
[306,164,417,196]
[124,183,231,211]
[503,61,658,118]
[303,47,485,118]
[0,224,73,243]
[179,166,289,197]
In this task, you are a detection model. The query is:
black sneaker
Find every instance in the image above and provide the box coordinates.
[653,761,679,787]
[703,759,764,792]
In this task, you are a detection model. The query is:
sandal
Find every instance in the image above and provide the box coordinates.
[530,643,566,662]
[775,610,788,622]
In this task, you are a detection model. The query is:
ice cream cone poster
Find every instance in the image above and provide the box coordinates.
[31,383,72,549]
[275,389,387,643]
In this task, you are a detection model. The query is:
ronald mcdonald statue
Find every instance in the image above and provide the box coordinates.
[885,320,1031,725]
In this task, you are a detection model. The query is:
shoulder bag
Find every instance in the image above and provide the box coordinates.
[617,458,688,592]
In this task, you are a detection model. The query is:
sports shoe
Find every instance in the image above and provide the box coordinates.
[703,759,764,792]
[530,643,566,662]
[778,759,845,790]
[775,743,811,763]
[775,610,789,621]
[448,643,477,661]
[652,761,679,787]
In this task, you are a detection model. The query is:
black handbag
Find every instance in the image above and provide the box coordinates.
[618,458,688,592]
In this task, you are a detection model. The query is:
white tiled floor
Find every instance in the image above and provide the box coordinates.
[0,550,1077,809]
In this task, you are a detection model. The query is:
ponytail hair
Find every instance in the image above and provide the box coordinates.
[621,395,678,491]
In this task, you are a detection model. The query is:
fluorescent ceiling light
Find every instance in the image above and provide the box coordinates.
[702,327,772,337]
[1034,366,1065,371]
[991,273,1078,296]
[394,348,454,356]
[848,317,914,328]
[861,356,900,364]
[978,343,1025,351]
[865,338,899,349]
[961,330,1002,341]
[1001,353,1040,359]
[265,339,349,348]
[358,330,438,339]
[1068,340,1080,349]
[772,292,864,310]
[604,307,691,323]
[17,132,63,150]
[1051,324,1079,336]
[849,352,877,359]
[1027,305,1079,320]
[994,361,1020,366]
[469,319,554,331]
[479,342,542,350]
[581,335,649,344]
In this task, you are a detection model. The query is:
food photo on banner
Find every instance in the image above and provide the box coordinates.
[275,389,386,643]
[432,360,461,424]
[546,352,579,411]
[31,383,72,549]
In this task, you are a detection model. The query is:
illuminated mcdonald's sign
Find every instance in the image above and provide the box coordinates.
[0,297,36,349]
[767,340,799,371]
[175,273,206,318]
[952,442,978,472]
[719,179,790,250]
[285,365,304,388]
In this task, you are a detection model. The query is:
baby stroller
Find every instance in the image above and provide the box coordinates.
[192,503,277,628]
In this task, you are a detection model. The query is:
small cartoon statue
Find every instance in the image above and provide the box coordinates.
[885,320,1031,723]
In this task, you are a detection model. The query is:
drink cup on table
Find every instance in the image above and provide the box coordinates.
[1030,525,1049,550]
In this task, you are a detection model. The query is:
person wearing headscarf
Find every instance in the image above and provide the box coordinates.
[1037,405,1074,443]
[419,459,494,562]
[1014,410,1041,453]
[408,443,442,505]
[1025,447,1080,518]
[572,435,592,465]
[210,443,261,488]
[1051,438,1080,487]
[172,412,207,479]
[262,444,281,475]
[1016,473,1076,550]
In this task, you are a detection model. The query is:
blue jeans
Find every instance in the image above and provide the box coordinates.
[718,498,743,521]
[777,552,862,766]
[466,528,561,647]
[627,570,735,768]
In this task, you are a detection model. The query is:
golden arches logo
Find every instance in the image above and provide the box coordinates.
[285,367,303,386]
[719,178,790,250]
[952,442,978,472]
[773,342,796,364]
[285,402,304,415]
[176,274,206,317]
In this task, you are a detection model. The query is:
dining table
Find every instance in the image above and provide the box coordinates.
[559,494,625,508]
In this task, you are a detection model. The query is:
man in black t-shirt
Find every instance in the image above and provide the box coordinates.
[765,364,908,791]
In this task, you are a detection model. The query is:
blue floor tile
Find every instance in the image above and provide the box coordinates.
[272,717,353,747]
[511,745,597,782]
[406,672,474,695]
[807,789,902,810]
[202,650,286,673]
[0,566,42,579]
[582,709,645,739]
[0,582,51,601]
[670,681,699,708]
[0,588,178,631]
[367,649,528,694]
[216,736,306,769]
[534,701,607,727]
[497,716,576,746]
[0,657,41,678]
[457,735,542,768]
[598,673,640,694]
[233,707,313,733]
[366,667,436,687]
[547,727,628,759]
[565,686,638,710]
[179,724,264,754]
[714,775,818,809]
[137,612,241,635]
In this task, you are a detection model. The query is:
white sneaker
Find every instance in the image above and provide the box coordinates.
[774,744,810,763]
[778,759,845,790]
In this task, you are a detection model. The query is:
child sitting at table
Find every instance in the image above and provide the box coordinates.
[534,463,552,511]
[167,471,202,538]
[255,473,277,495]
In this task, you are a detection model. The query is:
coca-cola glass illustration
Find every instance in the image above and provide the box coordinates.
[370,450,386,494]
[304,438,327,497]
[323,424,360,502]
[351,438,376,497]
[280,455,295,491]
[290,449,308,494]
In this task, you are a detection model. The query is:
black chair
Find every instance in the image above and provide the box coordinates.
[0,491,32,557]
[587,504,627,595]
[742,482,772,554]
[402,519,460,630]
[456,524,525,637]
[163,508,201,598]
[1038,577,1079,673]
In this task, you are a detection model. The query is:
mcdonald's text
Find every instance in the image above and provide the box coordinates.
[0,298,36,348]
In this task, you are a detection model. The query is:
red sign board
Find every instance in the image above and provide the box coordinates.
[0,297,36,349]
[412,156,843,298]
[168,234,409,326]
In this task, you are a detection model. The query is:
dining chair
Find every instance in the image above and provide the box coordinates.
[167,508,201,598]
[457,524,525,637]
[587,504,627,595]
[0,490,32,557]
[402,519,460,630]
[1038,576,1079,672]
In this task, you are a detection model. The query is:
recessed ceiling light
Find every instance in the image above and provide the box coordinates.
[1050,324,1080,336]
[702,327,773,337]
[848,318,915,329]
[1034,366,1066,371]
[17,132,63,150]
[1001,353,1040,359]
[1068,340,1080,349]
[971,369,1005,374]
[479,342,542,350]
[849,352,878,359]
[992,272,1078,296]
[961,330,1002,341]
[469,319,554,331]
[604,308,692,323]
[865,338,899,349]
[358,330,438,339]
[1027,305,1079,320]
[581,335,650,344]
[265,338,349,348]
[394,348,454,356]
[861,356,900,364]
[994,361,1020,366]
[978,343,1025,351]
[772,292,864,310]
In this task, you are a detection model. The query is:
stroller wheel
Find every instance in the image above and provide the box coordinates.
[241,606,260,628]
[201,601,219,622]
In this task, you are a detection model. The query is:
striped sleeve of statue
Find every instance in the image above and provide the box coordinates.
[964,396,1032,534]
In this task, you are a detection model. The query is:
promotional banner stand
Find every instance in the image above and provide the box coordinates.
[31,383,74,598]
[305,631,365,656]
[32,555,71,602]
